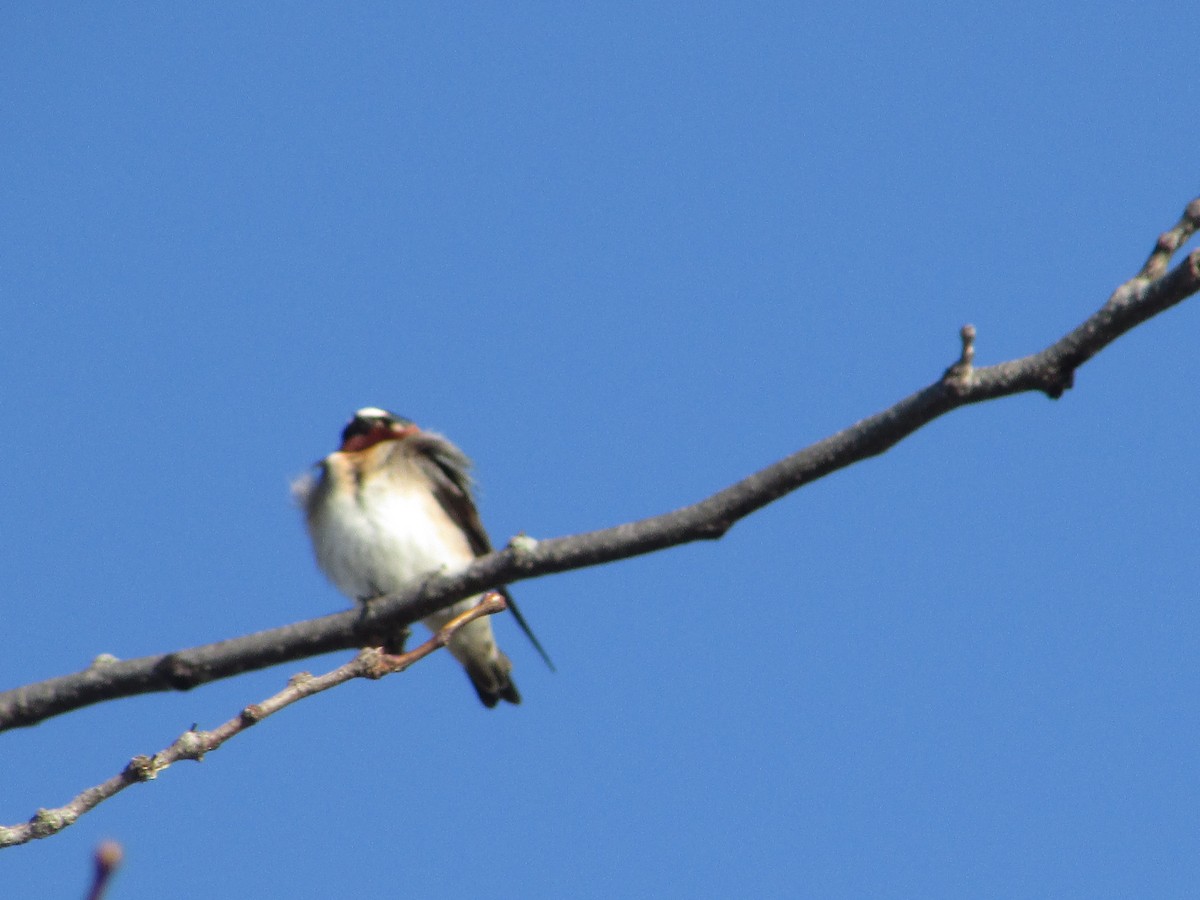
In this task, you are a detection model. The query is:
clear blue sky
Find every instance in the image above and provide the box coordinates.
[3,4,1197,897]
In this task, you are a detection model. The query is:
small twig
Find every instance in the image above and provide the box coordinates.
[942,323,977,387]
[1139,197,1200,281]
[86,840,123,900]
[0,594,506,850]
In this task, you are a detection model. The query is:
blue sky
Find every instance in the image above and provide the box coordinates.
[2,4,1198,897]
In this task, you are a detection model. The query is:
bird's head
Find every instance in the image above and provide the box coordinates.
[339,407,418,453]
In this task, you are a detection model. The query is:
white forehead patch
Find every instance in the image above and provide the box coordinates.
[353,407,391,419]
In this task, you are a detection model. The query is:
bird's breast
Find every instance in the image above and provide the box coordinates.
[309,468,473,602]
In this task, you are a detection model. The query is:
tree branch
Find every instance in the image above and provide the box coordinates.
[0,595,506,849]
[2,198,1197,735]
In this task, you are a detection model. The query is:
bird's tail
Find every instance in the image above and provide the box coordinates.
[464,652,521,708]
[434,596,525,708]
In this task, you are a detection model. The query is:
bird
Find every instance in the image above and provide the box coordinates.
[292,407,550,708]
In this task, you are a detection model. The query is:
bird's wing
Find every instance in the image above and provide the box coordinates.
[408,432,492,555]
[409,432,556,672]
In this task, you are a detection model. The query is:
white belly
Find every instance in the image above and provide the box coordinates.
[311,476,471,604]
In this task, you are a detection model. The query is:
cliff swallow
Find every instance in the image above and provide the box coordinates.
[293,407,549,707]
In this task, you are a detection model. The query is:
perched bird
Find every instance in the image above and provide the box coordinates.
[293,407,549,707]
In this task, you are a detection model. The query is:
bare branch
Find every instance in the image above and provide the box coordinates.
[0,595,506,849]
[2,198,1198,735]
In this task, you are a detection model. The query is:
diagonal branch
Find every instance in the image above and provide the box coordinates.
[0,594,506,849]
[1,198,1198,735]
